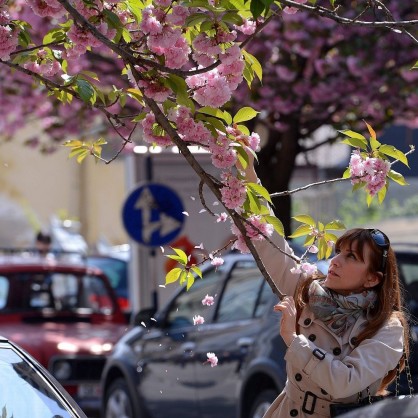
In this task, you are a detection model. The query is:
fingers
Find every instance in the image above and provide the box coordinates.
[274,296,295,312]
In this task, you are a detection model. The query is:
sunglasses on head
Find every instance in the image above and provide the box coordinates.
[368,229,390,274]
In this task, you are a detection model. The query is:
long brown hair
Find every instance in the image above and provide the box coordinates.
[295,228,410,393]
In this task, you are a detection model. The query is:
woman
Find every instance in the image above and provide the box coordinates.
[244,163,410,418]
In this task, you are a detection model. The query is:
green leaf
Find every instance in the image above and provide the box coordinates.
[236,146,248,170]
[250,0,266,18]
[388,170,409,186]
[185,12,211,27]
[171,247,188,264]
[43,28,67,44]
[75,79,95,104]
[126,88,144,104]
[203,116,227,133]
[264,215,284,236]
[324,232,338,243]
[412,61,418,69]
[247,182,272,203]
[341,138,368,150]
[288,224,313,239]
[165,267,183,284]
[377,184,387,204]
[222,11,244,25]
[292,214,316,226]
[242,50,262,82]
[186,271,195,290]
[236,124,250,136]
[378,145,409,167]
[191,266,202,278]
[324,220,346,230]
[233,107,259,123]
[342,167,351,179]
[103,9,123,29]
[247,189,261,213]
[338,130,366,141]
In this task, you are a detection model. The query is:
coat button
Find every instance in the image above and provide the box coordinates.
[321,388,328,395]
[295,373,302,381]
[333,347,341,355]
[304,318,311,326]
[351,337,357,346]
[308,334,316,342]
[290,409,298,416]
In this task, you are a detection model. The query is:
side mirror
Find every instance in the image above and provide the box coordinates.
[132,307,157,327]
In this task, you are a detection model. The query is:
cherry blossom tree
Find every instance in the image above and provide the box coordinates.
[0,0,416,299]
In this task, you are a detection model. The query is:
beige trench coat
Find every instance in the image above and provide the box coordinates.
[255,233,404,418]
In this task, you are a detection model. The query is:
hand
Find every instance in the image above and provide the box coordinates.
[274,296,298,347]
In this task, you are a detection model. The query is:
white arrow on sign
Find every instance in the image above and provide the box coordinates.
[134,187,182,244]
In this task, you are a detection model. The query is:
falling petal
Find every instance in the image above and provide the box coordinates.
[182,211,189,216]
[160,246,165,253]
[199,209,207,213]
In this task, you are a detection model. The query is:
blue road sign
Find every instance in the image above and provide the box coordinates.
[122,183,185,247]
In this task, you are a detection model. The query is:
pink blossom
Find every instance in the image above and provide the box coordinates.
[308,245,318,254]
[140,7,163,35]
[137,79,171,103]
[0,25,18,60]
[231,215,274,253]
[202,294,215,306]
[301,262,318,276]
[220,175,246,210]
[235,19,257,35]
[193,315,205,325]
[211,257,224,267]
[206,352,218,367]
[166,5,189,26]
[216,213,228,223]
[26,0,65,18]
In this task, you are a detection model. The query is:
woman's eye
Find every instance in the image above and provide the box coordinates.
[347,252,356,259]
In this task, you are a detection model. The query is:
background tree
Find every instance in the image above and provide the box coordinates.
[235,2,418,235]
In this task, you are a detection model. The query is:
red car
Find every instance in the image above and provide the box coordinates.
[0,251,130,417]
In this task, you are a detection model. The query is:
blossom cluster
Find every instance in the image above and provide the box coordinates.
[349,150,391,196]
[231,215,274,253]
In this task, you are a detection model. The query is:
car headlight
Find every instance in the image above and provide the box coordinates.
[52,360,72,380]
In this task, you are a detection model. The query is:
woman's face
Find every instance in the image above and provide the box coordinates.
[323,240,379,295]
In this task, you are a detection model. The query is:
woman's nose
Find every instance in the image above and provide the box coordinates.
[330,253,340,266]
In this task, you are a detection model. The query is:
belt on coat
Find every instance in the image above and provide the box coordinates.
[285,381,331,416]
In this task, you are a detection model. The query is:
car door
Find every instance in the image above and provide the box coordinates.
[137,267,225,418]
[192,260,273,418]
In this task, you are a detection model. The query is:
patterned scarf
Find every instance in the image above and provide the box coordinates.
[308,280,378,337]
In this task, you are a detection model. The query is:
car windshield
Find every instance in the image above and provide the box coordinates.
[0,272,114,314]
[0,343,74,417]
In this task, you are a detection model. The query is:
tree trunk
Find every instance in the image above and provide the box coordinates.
[256,122,300,237]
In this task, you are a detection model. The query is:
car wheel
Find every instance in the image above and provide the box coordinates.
[249,389,277,418]
[104,378,135,418]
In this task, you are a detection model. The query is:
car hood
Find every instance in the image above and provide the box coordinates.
[0,322,129,366]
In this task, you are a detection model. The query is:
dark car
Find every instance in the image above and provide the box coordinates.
[0,335,88,418]
[101,245,418,418]
[0,250,130,417]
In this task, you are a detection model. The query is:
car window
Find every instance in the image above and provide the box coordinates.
[216,261,265,323]
[1,273,114,314]
[0,277,9,309]
[166,267,224,328]
[87,256,127,291]
[398,260,418,287]
[0,347,73,417]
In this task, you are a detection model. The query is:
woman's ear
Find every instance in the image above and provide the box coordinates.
[365,272,382,288]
